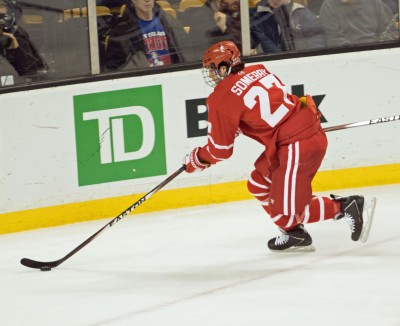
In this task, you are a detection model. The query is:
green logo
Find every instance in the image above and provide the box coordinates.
[74,86,166,186]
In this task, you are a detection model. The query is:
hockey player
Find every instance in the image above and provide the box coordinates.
[184,40,376,252]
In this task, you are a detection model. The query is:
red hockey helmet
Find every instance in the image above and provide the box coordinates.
[202,41,241,87]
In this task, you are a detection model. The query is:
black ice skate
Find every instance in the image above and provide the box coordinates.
[331,194,377,243]
[268,224,315,252]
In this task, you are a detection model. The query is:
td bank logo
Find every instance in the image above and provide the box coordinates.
[74,86,166,186]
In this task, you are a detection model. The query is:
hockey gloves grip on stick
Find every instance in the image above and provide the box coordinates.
[184,147,210,173]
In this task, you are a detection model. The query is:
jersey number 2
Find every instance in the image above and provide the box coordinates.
[244,74,293,127]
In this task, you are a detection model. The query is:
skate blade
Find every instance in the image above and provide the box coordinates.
[360,196,376,243]
[270,245,316,253]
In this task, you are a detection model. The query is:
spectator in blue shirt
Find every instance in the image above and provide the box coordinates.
[105,0,193,70]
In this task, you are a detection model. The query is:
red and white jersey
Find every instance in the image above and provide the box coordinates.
[198,64,302,164]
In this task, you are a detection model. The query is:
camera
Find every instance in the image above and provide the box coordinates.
[0,30,12,49]
[0,11,16,31]
[0,12,16,50]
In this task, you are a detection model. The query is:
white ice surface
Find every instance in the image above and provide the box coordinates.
[1,184,399,326]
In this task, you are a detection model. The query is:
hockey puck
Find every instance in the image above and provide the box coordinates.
[40,266,52,271]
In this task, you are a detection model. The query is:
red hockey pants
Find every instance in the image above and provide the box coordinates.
[247,130,340,230]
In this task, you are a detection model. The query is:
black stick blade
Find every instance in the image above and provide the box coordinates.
[20,258,60,269]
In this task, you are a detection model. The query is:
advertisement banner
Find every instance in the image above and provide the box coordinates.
[74,86,167,186]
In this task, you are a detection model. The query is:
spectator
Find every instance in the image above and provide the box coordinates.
[96,1,132,71]
[251,0,325,54]
[319,0,399,47]
[250,2,281,52]
[185,0,242,55]
[105,0,193,71]
[0,0,47,78]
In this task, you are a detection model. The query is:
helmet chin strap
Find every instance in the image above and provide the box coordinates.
[226,65,232,76]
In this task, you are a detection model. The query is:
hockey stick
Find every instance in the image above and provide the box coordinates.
[19,114,399,270]
[20,165,186,270]
[323,114,400,132]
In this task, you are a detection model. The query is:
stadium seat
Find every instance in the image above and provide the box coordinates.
[157,1,173,9]
[294,0,308,6]
[248,0,261,8]
[21,15,43,25]
[109,7,122,14]
[162,7,177,19]
[63,6,112,20]
[179,0,205,12]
